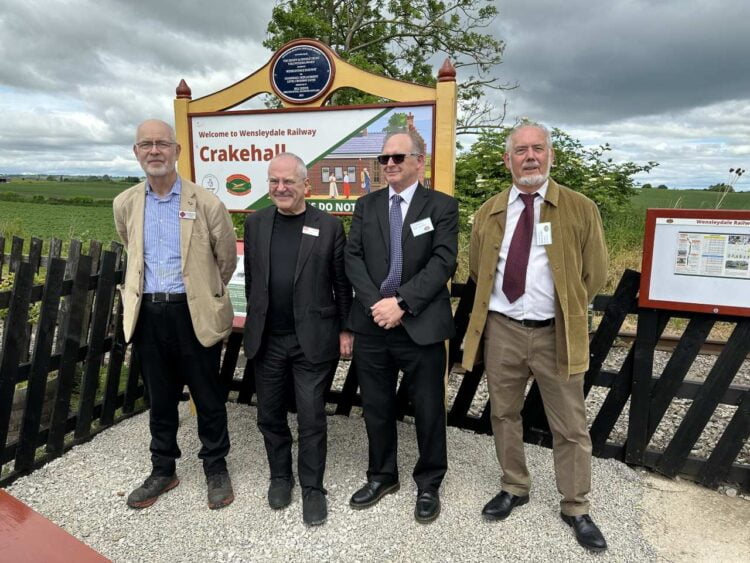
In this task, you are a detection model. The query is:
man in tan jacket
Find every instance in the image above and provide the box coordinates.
[113,119,237,510]
[462,122,608,552]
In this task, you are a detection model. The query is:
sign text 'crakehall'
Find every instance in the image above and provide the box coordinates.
[199,143,287,162]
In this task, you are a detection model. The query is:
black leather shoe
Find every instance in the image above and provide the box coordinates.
[561,513,608,552]
[414,490,440,523]
[268,477,293,509]
[481,491,529,521]
[349,480,400,509]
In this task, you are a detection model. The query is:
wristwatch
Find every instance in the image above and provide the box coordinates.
[395,295,409,311]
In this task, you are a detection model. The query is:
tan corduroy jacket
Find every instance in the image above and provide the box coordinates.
[461,179,608,377]
[113,177,237,347]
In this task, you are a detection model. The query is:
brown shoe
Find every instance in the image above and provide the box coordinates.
[207,471,234,509]
[127,474,179,509]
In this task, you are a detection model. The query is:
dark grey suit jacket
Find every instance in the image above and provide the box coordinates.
[345,184,458,345]
[243,203,351,364]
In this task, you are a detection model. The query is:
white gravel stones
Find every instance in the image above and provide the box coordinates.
[7,402,656,562]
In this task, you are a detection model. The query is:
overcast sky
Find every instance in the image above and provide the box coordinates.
[1,0,749,191]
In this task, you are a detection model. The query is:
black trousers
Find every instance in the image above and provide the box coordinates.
[254,333,335,491]
[133,301,230,477]
[353,326,447,492]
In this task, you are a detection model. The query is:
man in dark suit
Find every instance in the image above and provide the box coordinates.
[243,153,352,526]
[345,131,458,523]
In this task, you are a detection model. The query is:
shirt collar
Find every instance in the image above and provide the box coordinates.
[509,180,548,204]
[389,181,419,204]
[146,176,182,199]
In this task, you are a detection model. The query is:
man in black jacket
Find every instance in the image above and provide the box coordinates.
[345,131,458,523]
[243,153,352,526]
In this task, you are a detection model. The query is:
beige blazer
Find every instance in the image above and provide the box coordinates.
[113,177,237,347]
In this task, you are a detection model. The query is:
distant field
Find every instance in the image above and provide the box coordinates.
[0,179,133,200]
[632,188,749,210]
[0,200,118,244]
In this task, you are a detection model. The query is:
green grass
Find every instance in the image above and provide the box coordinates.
[0,200,118,244]
[0,179,132,200]
[632,188,750,210]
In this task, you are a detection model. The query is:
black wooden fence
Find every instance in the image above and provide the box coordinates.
[0,236,146,486]
[2,235,748,493]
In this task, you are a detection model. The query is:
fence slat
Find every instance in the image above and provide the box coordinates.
[590,312,670,456]
[74,251,117,441]
[100,299,126,426]
[14,258,66,473]
[585,269,640,396]
[122,347,143,414]
[448,366,484,427]
[646,316,714,442]
[219,333,243,400]
[9,236,24,274]
[698,389,750,488]
[46,255,92,457]
[0,235,6,281]
[657,320,750,477]
[0,262,34,453]
[334,361,359,416]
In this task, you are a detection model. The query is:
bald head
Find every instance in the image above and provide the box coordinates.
[135,119,176,145]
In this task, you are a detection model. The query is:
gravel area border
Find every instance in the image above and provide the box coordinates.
[7,402,657,562]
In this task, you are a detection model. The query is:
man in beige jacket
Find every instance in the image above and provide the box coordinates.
[462,122,608,552]
[113,119,237,510]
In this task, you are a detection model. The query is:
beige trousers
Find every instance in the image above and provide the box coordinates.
[484,312,592,516]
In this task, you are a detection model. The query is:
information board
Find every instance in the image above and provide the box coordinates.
[639,209,750,316]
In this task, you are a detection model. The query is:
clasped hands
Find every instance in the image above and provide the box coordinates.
[371,297,404,330]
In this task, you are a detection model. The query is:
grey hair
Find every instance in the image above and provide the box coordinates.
[134,119,177,144]
[270,152,308,179]
[383,129,426,156]
[504,121,552,153]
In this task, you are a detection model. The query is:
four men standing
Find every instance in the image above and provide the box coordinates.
[115,118,607,551]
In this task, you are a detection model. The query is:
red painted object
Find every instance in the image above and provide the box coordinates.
[0,490,109,562]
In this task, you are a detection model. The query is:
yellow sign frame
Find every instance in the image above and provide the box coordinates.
[174,39,457,197]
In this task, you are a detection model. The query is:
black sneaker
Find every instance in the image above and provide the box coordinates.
[302,488,327,526]
[127,474,179,509]
[207,471,234,509]
[268,477,293,509]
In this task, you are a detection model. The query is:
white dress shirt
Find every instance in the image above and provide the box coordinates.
[388,181,418,225]
[489,182,556,320]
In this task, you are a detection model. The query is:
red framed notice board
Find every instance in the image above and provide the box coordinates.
[639,209,750,316]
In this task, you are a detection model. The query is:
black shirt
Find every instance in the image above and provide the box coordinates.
[268,210,305,334]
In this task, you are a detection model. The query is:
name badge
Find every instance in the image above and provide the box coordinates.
[536,222,552,246]
[410,217,434,237]
[179,210,196,220]
[302,226,320,237]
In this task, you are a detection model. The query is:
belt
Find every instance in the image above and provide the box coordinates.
[495,311,554,328]
[142,292,187,303]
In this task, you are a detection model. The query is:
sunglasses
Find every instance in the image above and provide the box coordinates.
[376,153,421,165]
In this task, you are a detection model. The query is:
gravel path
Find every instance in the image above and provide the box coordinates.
[7,402,656,562]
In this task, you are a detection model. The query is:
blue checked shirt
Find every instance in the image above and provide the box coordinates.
[143,178,185,293]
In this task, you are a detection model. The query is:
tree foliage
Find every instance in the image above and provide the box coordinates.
[454,127,658,231]
[264,0,509,133]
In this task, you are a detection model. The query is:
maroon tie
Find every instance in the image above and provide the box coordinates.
[502,193,537,303]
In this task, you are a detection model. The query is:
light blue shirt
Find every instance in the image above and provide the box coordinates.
[143,178,185,293]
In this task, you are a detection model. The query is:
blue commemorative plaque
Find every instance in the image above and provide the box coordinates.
[271,44,334,104]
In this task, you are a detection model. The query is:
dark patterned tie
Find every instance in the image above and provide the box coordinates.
[502,193,537,303]
[380,194,403,297]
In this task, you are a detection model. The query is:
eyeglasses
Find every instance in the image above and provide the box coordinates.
[267,178,302,188]
[376,153,422,165]
[135,140,176,151]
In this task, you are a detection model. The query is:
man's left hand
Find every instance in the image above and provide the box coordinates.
[371,297,404,330]
[339,330,353,358]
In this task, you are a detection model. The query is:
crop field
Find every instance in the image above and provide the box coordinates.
[0,200,118,245]
[0,179,132,200]
[632,188,749,210]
